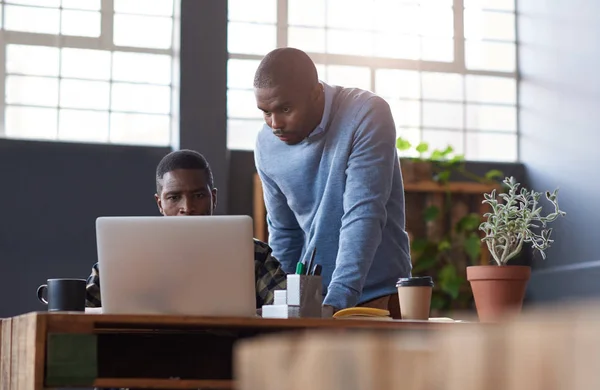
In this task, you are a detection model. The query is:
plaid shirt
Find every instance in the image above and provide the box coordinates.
[86,238,287,309]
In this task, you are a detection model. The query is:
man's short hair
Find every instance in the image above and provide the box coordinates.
[155,149,214,191]
[253,47,318,90]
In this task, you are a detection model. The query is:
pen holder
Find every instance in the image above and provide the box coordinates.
[261,274,323,319]
[286,274,323,318]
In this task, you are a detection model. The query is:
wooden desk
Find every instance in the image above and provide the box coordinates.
[0,312,470,390]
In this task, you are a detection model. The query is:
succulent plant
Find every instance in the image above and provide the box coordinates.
[480,177,566,266]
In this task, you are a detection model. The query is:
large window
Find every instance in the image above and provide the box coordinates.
[0,0,178,146]
[227,0,518,162]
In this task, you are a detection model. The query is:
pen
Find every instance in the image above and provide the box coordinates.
[312,264,322,276]
[295,262,305,275]
[306,247,317,276]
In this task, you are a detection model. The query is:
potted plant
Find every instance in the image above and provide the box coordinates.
[467,176,566,322]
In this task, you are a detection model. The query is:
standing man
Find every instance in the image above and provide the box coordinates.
[253,47,411,318]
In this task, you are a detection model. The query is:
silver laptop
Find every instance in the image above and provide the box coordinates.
[95,215,256,317]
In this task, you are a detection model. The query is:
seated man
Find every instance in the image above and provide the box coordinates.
[85,149,287,309]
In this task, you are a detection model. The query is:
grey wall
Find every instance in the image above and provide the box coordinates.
[518,0,600,302]
[0,139,169,317]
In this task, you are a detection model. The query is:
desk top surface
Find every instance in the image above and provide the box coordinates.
[5,311,474,333]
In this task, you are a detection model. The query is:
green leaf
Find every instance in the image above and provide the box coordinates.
[456,213,481,232]
[411,238,430,253]
[440,145,454,156]
[450,154,465,163]
[413,254,438,273]
[430,293,446,310]
[438,264,464,299]
[485,169,504,181]
[415,142,429,154]
[464,233,482,262]
[430,150,444,160]
[423,206,440,222]
[396,137,412,151]
[435,170,451,183]
[438,239,451,252]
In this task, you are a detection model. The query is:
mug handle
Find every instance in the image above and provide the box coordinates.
[37,284,48,305]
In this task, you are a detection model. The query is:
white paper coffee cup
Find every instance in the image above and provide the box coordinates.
[396,276,434,320]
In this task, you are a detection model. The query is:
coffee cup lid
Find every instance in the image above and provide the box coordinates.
[396,276,434,287]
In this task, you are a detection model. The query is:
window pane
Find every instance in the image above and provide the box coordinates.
[327,0,374,30]
[423,102,463,129]
[466,105,516,132]
[112,52,172,84]
[5,106,57,140]
[315,64,326,81]
[110,113,171,146]
[227,90,261,119]
[228,0,276,23]
[421,37,454,62]
[419,7,454,38]
[326,65,371,90]
[61,10,101,37]
[288,27,326,53]
[422,73,463,101]
[6,76,59,107]
[389,100,420,127]
[114,15,173,49]
[328,29,373,57]
[61,0,101,10]
[466,132,517,161]
[464,0,515,11]
[375,33,420,60]
[111,83,171,114]
[227,59,260,90]
[60,80,110,110]
[466,75,516,104]
[396,128,422,158]
[5,5,60,34]
[227,119,263,150]
[375,69,420,99]
[228,22,276,56]
[114,0,174,16]
[58,109,109,142]
[61,48,111,80]
[465,10,515,41]
[422,129,465,154]
[374,1,419,34]
[6,0,60,6]
[466,41,516,72]
[7,45,59,76]
[288,0,325,27]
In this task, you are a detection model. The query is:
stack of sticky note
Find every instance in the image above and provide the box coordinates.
[262,290,300,318]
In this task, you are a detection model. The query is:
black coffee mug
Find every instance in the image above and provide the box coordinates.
[37,278,86,312]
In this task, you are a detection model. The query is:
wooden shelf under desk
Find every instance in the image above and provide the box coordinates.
[0,312,471,390]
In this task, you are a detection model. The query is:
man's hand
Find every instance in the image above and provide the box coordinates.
[322,304,336,318]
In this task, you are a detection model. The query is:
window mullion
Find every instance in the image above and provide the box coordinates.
[276,0,287,48]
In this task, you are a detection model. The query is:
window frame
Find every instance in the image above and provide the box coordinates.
[227,0,519,161]
[0,0,180,146]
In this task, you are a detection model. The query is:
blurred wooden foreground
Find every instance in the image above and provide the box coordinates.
[236,302,600,390]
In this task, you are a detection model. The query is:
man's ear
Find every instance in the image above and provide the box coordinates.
[154,193,165,215]
[211,187,218,212]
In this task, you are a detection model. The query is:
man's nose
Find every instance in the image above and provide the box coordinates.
[271,114,284,130]
[179,197,195,214]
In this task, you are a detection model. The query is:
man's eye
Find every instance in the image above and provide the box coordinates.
[194,193,205,198]
[282,107,291,113]
[263,111,272,117]
[168,196,180,201]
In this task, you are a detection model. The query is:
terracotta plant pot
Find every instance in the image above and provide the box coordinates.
[466,265,531,323]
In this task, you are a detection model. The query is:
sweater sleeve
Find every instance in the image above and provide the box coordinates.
[255,138,305,274]
[323,96,398,310]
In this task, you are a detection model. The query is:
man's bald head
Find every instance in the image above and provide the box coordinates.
[253,48,319,91]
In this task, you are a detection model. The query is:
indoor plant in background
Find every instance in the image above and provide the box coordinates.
[467,176,566,322]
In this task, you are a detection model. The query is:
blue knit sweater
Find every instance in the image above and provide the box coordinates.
[255,82,412,309]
